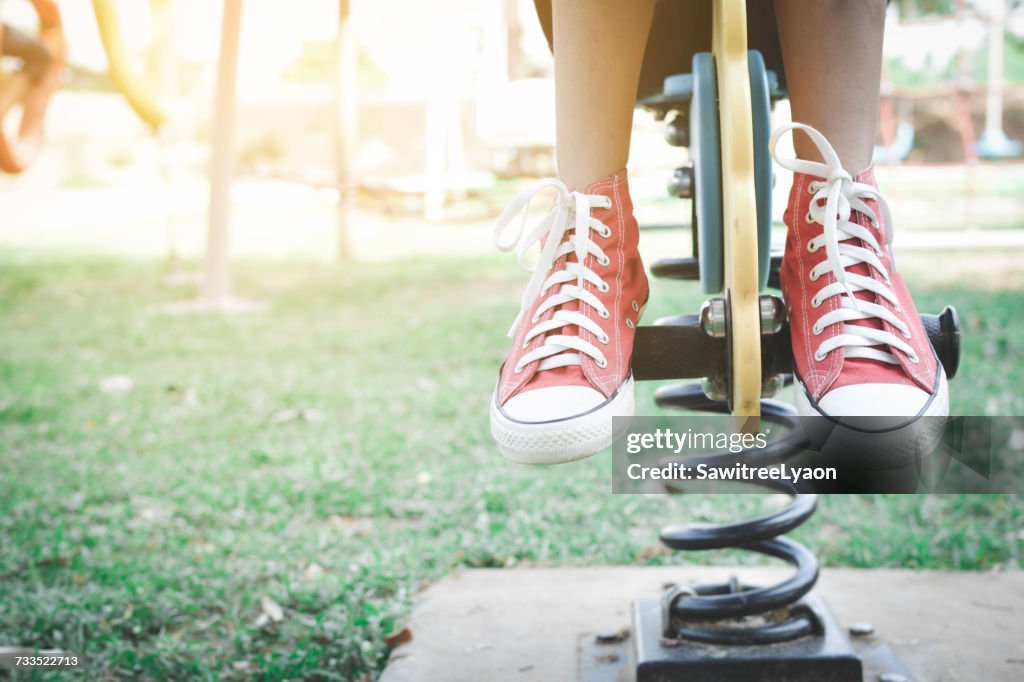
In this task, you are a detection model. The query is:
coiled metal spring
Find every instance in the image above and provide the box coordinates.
[652,387,822,645]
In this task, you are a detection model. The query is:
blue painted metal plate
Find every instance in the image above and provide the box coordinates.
[748,50,773,292]
[690,52,723,294]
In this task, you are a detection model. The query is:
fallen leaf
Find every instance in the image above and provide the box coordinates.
[270,408,326,424]
[99,375,133,396]
[259,596,285,623]
[384,626,413,648]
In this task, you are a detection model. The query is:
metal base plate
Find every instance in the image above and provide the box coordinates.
[631,594,862,682]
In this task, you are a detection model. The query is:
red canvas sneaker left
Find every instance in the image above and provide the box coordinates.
[770,123,948,426]
[489,171,649,464]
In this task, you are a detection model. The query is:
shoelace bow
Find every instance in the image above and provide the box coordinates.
[493,179,613,373]
[770,123,918,365]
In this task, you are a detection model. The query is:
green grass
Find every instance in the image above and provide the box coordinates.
[1,253,1022,681]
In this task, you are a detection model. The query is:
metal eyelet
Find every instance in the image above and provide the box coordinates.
[596,358,608,369]
[814,350,826,362]
[901,329,912,340]
[597,282,610,293]
[597,255,610,266]
[805,211,815,224]
[631,300,640,312]
[807,241,819,253]
[599,333,609,344]
[598,308,610,319]
[626,318,635,329]
[812,323,822,335]
[809,270,820,282]
[811,296,822,309]
[909,353,920,364]
[599,227,611,238]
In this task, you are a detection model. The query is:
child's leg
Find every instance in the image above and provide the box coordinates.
[770,0,948,421]
[552,0,655,188]
[774,0,886,172]
[490,0,653,463]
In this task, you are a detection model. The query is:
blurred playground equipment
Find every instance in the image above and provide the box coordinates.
[0,0,169,174]
[91,0,168,131]
[1,0,1022,283]
[0,0,64,173]
[1,0,361,310]
[874,0,1024,164]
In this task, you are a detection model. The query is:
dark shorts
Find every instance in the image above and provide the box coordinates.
[532,0,787,100]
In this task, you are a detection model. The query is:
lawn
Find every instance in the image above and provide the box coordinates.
[1,252,1022,681]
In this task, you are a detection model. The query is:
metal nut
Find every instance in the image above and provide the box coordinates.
[759,295,786,335]
[667,165,693,198]
[699,298,727,338]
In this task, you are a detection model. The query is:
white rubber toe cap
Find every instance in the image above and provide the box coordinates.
[817,383,932,418]
[501,385,606,423]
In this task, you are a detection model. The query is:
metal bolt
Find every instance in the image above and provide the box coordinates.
[848,622,875,637]
[667,165,693,198]
[879,673,910,682]
[665,114,689,147]
[699,298,727,338]
[759,295,786,335]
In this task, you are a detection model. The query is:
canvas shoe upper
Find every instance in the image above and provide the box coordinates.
[770,123,948,423]
[490,169,649,463]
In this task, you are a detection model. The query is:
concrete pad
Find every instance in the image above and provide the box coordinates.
[379,567,1024,682]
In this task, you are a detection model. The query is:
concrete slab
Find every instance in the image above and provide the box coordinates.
[379,567,1024,682]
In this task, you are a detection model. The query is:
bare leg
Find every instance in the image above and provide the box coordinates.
[774,0,887,172]
[552,0,655,188]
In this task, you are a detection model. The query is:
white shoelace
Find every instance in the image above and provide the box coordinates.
[770,123,918,365]
[493,179,613,373]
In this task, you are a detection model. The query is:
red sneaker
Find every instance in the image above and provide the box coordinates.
[770,123,948,423]
[490,170,649,464]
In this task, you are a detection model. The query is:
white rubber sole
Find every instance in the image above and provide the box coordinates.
[490,375,636,465]
[795,366,949,421]
[794,367,949,470]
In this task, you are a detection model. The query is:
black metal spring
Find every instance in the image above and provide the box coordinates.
[652,385,823,645]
